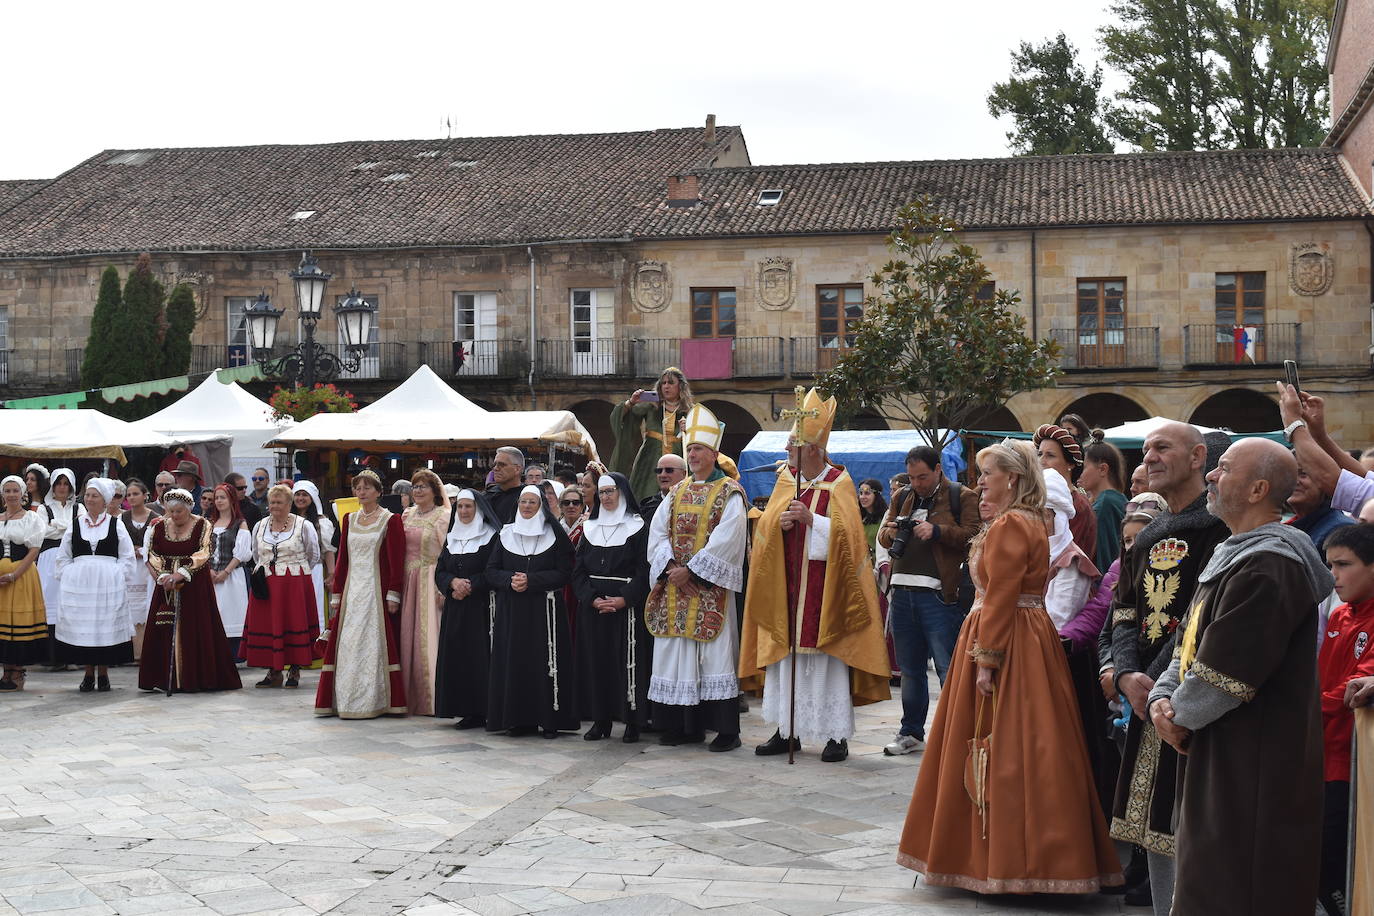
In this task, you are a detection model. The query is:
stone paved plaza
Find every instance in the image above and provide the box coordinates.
[1,666,1132,916]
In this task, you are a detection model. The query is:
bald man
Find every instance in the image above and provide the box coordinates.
[637,453,686,523]
[1107,421,1232,914]
[1146,439,1331,916]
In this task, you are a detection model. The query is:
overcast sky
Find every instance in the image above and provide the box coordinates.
[3,1,1123,179]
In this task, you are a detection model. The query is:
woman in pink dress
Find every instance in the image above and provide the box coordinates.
[398,469,450,715]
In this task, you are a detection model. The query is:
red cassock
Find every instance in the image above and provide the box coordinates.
[314,510,408,718]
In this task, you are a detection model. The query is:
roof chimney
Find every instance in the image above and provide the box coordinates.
[667,174,700,208]
[704,114,717,145]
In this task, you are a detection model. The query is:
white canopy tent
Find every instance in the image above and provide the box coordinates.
[0,408,231,474]
[267,365,600,460]
[142,373,293,480]
[1100,416,1285,449]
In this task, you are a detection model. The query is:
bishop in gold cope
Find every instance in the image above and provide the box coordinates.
[740,388,889,762]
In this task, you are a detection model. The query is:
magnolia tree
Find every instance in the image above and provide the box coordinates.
[819,199,1061,452]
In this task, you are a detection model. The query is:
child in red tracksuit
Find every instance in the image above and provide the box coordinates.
[1316,524,1374,916]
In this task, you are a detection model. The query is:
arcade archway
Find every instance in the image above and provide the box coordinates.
[1190,389,1280,433]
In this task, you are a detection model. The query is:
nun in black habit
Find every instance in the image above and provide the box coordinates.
[433,488,500,728]
[572,472,652,743]
[485,485,579,737]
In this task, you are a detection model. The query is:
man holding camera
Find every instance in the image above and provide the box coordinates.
[877,445,980,756]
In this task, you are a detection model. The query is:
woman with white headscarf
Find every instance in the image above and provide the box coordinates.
[433,489,500,728]
[36,467,78,651]
[53,478,136,692]
[1042,469,1100,632]
[485,484,578,737]
[291,480,337,631]
[571,472,652,743]
[0,475,47,690]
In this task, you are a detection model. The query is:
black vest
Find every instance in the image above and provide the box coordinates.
[71,518,120,559]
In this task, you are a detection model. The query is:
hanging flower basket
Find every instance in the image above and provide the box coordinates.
[269,383,359,422]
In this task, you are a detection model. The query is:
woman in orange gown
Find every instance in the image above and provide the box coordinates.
[897,439,1121,894]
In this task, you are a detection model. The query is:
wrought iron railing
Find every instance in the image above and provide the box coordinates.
[1049,327,1160,370]
[537,338,637,379]
[418,339,528,378]
[1183,323,1300,367]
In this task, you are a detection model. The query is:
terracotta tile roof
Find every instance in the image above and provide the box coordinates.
[0,179,49,215]
[637,148,1372,238]
[0,137,1367,258]
[0,127,743,257]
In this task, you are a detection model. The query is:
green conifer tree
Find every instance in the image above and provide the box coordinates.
[159,283,197,377]
[80,266,123,390]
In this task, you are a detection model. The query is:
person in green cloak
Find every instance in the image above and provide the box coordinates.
[609,368,694,502]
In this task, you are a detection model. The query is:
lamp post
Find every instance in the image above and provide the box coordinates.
[244,252,377,387]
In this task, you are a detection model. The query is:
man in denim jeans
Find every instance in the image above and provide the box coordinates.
[877,445,980,755]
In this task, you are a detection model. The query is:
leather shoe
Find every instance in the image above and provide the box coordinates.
[754,730,800,756]
[820,739,848,762]
[96,675,111,693]
[583,721,610,741]
[454,716,485,730]
[78,675,96,693]
[542,729,559,739]
[709,733,741,752]
[622,724,640,744]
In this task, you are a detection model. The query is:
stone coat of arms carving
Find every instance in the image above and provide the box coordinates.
[630,260,671,312]
[1289,242,1333,297]
[757,256,795,310]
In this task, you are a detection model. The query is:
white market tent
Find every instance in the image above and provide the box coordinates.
[1100,416,1285,449]
[0,408,231,470]
[266,365,601,460]
[142,373,293,479]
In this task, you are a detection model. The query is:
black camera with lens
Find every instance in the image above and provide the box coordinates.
[888,515,919,558]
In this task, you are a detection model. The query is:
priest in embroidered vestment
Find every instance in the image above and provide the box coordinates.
[1147,438,1328,916]
[740,389,889,762]
[644,403,748,752]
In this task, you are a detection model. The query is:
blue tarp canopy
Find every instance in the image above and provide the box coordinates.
[738,429,965,502]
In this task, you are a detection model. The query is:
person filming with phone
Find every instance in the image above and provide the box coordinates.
[609,368,694,502]
[876,445,980,757]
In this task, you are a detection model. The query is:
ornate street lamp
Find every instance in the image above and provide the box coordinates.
[245,252,375,388]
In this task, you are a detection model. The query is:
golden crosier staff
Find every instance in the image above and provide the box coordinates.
[776,385,819,766]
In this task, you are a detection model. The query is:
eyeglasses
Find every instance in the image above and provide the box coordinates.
[598,488,618,496]
[156,482,171,489]
[559,499,582,507]
[251,476,267,482]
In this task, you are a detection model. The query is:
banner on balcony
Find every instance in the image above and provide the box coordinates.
[681,339,733,380]
[1232,326,1258,364]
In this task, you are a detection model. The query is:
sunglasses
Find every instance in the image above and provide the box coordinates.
[559,499,582,507]
[655,468,678,474]
[235,485,248,491]
[251,476,267,482]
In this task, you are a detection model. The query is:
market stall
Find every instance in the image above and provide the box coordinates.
[141,373,293,479]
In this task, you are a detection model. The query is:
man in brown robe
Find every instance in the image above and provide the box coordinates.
[1149,438,1330,916]
[1107,423,1230,913]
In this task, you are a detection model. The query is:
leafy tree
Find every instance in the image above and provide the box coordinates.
[987,33,1115,155]
[1100,0,1331,150]
[81,266,123,390]
[159,282,197,377]
[818,199,1061,452]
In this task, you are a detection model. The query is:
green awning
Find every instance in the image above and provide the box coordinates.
[5,392,88,409]
[100,376,189,403]
[216,364,266,384]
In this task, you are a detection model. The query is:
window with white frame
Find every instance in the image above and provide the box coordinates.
[454,292,499,374]
[570,288,615,375]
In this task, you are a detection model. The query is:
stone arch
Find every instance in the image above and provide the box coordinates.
[846,411,890,430]
[962,404,1023,432]
[702,399,763,462]
[1189,388,1281,434]
[1057,393,1150,432]
[565,398,617,464]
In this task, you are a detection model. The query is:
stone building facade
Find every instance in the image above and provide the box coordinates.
[1,123,1372,460]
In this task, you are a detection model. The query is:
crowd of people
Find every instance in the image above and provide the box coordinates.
[0,367,1371,915]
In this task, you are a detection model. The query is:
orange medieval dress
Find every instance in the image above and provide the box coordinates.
[897,509,1121,894]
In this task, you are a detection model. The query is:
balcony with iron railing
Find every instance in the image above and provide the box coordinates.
[789,337,853,377]
[1049,327,1160,371]
[418,339,528,378]
[1183,323,1300,368]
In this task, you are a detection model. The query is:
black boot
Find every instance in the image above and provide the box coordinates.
[622,724,640,744]
[755,730,800,756]
[79,674,96,693]
[709,733,741,752]
[583,721,610,741]
[454,716,485,730]
[820,739,848,762]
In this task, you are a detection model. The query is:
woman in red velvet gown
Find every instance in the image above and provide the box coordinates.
[138,489,242,693]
